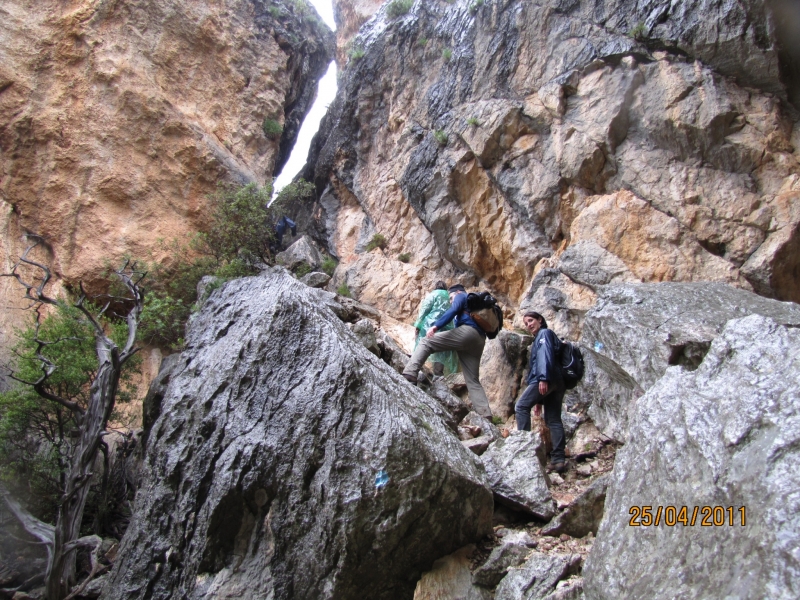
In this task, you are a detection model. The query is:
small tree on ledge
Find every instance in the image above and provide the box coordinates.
[0,234,144,600]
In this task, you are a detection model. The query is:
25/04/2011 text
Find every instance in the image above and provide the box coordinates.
[629,506,746,527]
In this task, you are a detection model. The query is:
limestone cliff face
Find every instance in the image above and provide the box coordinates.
[301,0,800,333]
[332,0,383,65]
[0,0,334,376]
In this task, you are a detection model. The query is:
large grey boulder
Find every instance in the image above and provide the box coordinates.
[276,235,324,271]
[479,331,532,419]
[481,431,556,520]
[584,315,800,600]
[299,271,330,288]
[563,348,644,443]
[105,268,493,600]
[141,353,181,449]
[557,240,637,289]
[580,282,800,390]
[495,553,582,600]
[426,380,470,433]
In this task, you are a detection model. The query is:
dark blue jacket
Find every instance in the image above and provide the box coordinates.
[433,292,484,336]
[526,328,562,385]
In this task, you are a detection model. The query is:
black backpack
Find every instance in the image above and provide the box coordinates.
[465,292,503,339]
[559,341,585,389]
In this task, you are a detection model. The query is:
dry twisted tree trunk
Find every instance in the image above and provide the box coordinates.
[1,235,144,600]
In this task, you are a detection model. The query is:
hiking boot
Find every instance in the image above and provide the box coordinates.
[433,362,445,377]
[549,461,567,474]
[402,373,418,385]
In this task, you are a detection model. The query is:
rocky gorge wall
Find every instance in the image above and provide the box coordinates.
[0,0,334,386]
[4,1,800,599]
[297,0,800,335]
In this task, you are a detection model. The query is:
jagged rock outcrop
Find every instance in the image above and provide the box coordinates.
[580,281,800,390]
[481,430,555,520]
[541,475,610,539]
[479,330,531,419]
[413,545,491,600]
[276,235,325,271]
[495,553,582,600]
[297,0,800,329]
[472,531,536,588]
[562,347,643,443]
[584,315,800,599]
[105,268,493,600]
[0,0,334,375]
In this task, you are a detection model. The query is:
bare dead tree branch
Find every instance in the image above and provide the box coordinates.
[0,481,55,566]
[62,535,107,600]
[0,235,59,307]
[1,235,146,600]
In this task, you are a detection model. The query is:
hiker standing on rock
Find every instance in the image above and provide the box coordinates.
[412,281,459,377]
[516,311,567,473]
[403,284,493,419]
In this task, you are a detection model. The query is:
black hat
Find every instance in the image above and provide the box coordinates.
[448,284,466,293]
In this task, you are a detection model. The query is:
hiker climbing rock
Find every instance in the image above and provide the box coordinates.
[403,284,493,418]
[275,215,297,248]
[516,311,568,473]
[412,281,459,377]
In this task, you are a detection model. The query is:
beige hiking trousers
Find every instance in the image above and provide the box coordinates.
[403,325,492,418]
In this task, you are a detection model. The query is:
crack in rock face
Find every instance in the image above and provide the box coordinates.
[105,268,493,600]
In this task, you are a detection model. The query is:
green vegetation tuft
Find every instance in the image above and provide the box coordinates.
[337,283,352,297]
[263,118,283,139]
[398,252,411,263]
[466,117,480,127]
[365,233,387,252]
[629,21,647,40]
[442,47,453,62]
[140,180,315,350]
[321,255,337,276]
[418,37,428,47]
[294,261,313,277]
[387,0,413,19]
[349,46,366,60]
[433,129,448,145]
[291,0,308,17]
[469,0,484,14]
[491,416,503,425]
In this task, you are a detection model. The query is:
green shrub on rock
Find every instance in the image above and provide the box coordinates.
[263,118,283,139]
[141,180,314,350]
[387,0,413,19]
[366,233,387,252]
[321,255,337,276]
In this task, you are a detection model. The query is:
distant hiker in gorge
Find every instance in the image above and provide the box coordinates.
[403,284,493,419]
[412,281,459,377]
[516,310,568,473]
[269,215,297,257]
